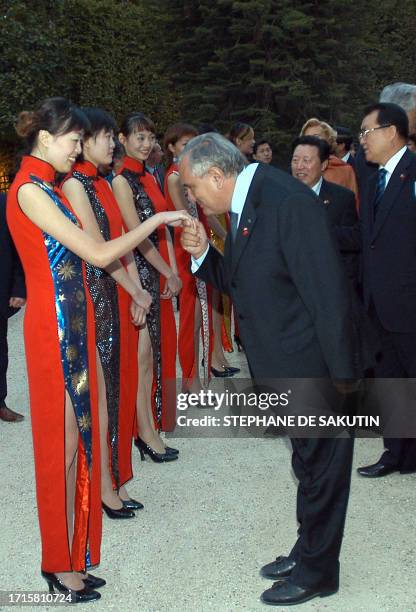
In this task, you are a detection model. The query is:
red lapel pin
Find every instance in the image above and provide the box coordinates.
[400,173,407,180]
[323,199,330,205]
[242,227,249,237]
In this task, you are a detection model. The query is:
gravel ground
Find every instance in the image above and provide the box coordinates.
[2,309,416,611]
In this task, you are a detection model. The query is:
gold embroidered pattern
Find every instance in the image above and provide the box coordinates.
[72,369,89,395]
[71,315,84,334]
[66,345,78,361]
[57,260,76,281]
[78,413,91,432]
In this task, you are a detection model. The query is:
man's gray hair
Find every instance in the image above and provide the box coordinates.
[178,132,246,177]
[379,82,416,112]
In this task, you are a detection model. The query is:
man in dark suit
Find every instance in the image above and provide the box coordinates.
[335,126,356,171]
[178,133,358,606]
[291,136,358,283]
[355,82,416,193]
[0,192,26,422]
[338,103,416,477]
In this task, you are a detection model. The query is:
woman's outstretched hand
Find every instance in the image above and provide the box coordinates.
[160,210,192,227]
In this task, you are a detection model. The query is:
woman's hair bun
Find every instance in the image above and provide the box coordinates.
[15,110,39,138]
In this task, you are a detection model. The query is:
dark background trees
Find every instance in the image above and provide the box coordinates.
[0,0,415,167]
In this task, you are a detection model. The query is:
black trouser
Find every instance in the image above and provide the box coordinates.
[370,303,416,470]
[0,310,8,406]
[287,436,354,589]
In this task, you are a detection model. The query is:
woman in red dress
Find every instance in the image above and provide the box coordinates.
[7,98,189,601]
[163,122,213,392]
[113,113,180,461]
[62,108,151,519]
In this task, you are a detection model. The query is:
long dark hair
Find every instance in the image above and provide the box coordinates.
[15,97,89,152]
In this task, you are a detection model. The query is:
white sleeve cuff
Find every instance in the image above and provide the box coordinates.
[191,245,210,273]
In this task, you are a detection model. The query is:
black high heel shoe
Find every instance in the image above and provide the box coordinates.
[234,335,244,352]
[134,437,178,463]
[164,445,179,455]
[211,366,235,378]
[122,497,144,510]
[41,571,101,603]
[225,365,240,374]
[82,573,106,589]
[102,501,135,519]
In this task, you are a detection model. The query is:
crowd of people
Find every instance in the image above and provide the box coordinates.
[1,80,416,606]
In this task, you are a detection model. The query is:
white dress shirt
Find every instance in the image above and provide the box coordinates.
[311,176,323,196]
[191,163,259,271]
[381,145,408,188]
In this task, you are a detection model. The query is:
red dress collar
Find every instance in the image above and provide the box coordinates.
[72,160,98,178]
[20,155,55,183]
[118,156,144,175]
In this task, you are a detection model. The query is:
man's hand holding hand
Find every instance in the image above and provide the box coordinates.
[180,218,209,260]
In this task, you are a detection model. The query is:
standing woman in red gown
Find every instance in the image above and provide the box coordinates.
[163,122,213,392]
[7,98,189,601]
[62,108,151,519]
[113,113,180,461]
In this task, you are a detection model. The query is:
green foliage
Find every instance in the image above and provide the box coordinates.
[0,0,415,162]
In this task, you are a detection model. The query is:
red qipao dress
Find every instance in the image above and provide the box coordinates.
[6,156,101,572]
[117,157,177,431]
[164,163,213,386]
[66,160,138,488]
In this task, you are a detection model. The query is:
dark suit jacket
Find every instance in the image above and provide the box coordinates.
[197,164,356,380]
[0,192,25,317]
[345,152,356,171]
[318,179,358,283]
[337,147,416,332]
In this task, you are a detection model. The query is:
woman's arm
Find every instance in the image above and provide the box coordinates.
[112,174,182,295]
[166,172,188,211]
[18,183,189,269]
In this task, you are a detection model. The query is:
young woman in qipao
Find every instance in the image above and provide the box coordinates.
[7,98,189,602]
[62,108,150,519]
[113,113,181,462]
[163,122,213,393]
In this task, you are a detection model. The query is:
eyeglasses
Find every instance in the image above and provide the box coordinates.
[358,124,392,140]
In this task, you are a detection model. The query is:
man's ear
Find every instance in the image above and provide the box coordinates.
[208,166,225,188]
[321,159,329,173]
[118,132,126,147]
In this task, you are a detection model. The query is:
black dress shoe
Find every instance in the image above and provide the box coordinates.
[0,404,24,422]
[260,556,296,580]
[122,497,144,510]
[102,501,135,519]
[261,580,337,606]
[82,573,106,589]
[357,461,398,478]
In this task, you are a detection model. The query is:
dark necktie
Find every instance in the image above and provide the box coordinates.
[373,168,387,218]
[229,211,239,241]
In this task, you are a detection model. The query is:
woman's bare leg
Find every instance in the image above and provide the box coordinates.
[55,391,85,590]
[211,289,231,370]
[183,298,204,394]
[96,350,123,509]
[136,325,165,453]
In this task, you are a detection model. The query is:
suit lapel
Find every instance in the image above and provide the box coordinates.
[318,180,332,206]
[371,149,413,240]
[230,165,264,277]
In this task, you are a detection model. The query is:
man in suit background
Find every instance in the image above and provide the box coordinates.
[178,133,358,606]
[291,136,358,283]
[0,191,26,422]
[338,103,416,477]
[355,82,416,192]
[335,126,356,170]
